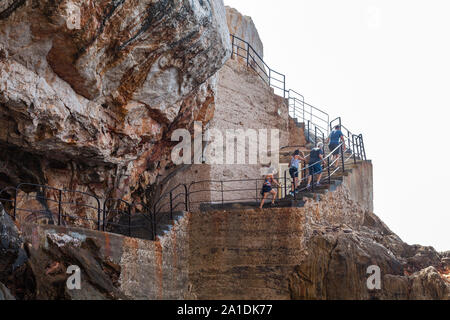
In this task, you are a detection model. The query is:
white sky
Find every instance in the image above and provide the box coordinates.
[224,0,449,251]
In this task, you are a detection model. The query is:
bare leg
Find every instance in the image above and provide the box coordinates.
[291,177,298,192]
[259,193,268,209]
[271,190,277,204]
[317,173,323,184]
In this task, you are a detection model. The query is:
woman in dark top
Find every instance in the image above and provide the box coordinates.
[259,173,280,209]
[307,142,324,189]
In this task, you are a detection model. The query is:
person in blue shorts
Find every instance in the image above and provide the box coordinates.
[289,149,306,196]
[307,142,324,189]
[327,125,346,166]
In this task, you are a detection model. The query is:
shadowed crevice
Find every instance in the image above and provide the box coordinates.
[0,0,26,20]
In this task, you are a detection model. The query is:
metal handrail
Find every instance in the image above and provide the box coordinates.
[231,34,286,97]
[0,184,156,240]
[229,34,366,160]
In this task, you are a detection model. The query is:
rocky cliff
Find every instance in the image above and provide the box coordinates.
[0,3,448,300]
[0,0,231,210]
[226,6,263,58]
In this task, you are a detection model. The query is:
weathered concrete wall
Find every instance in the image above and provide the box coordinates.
[188,207,307,299]
[343,160,373,212]
[19,213,192,300]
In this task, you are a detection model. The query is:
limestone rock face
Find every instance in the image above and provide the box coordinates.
[226,6,263,58]
[0,205,23,277]
[0,0,231,207]
[289,224,450,300]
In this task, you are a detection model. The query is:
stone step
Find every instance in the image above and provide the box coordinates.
[199,199,306,211]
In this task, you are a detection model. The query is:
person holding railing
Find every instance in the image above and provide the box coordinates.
[307,142,324,189]
[289,150,306,196]
[259,173,280,209]
[327,125,346,166]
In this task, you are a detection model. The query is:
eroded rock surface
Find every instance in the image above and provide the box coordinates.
[289,222,449,300]
[0,204,24,277]
[226,6,263,58]
[0,0,231,213]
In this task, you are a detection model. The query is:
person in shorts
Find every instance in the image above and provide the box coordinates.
[259,173,280,209]
[307,142,324,189]
[289,150,305,196]
[327,125,346,166]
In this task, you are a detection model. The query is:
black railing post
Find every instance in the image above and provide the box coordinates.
[357,136,362,160]
[352,135,356,164]
[96,198,101,231]
[184,184,189,212]
[327,157,331,185]
[153,203,158,240]
[293,169,297,200]
[307,121,310,143]
[302,99,305,123]
[360,135,367,160]
[58,190,62,226]
[347,130,351,153]
[340,143,345,173]
[284,170,287,197]
[355,136,360,159]
[314,126,317,145]
[292,98,296,119]
[13,189,17,221]
[103,200,107,231]
[246,43,250,67]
